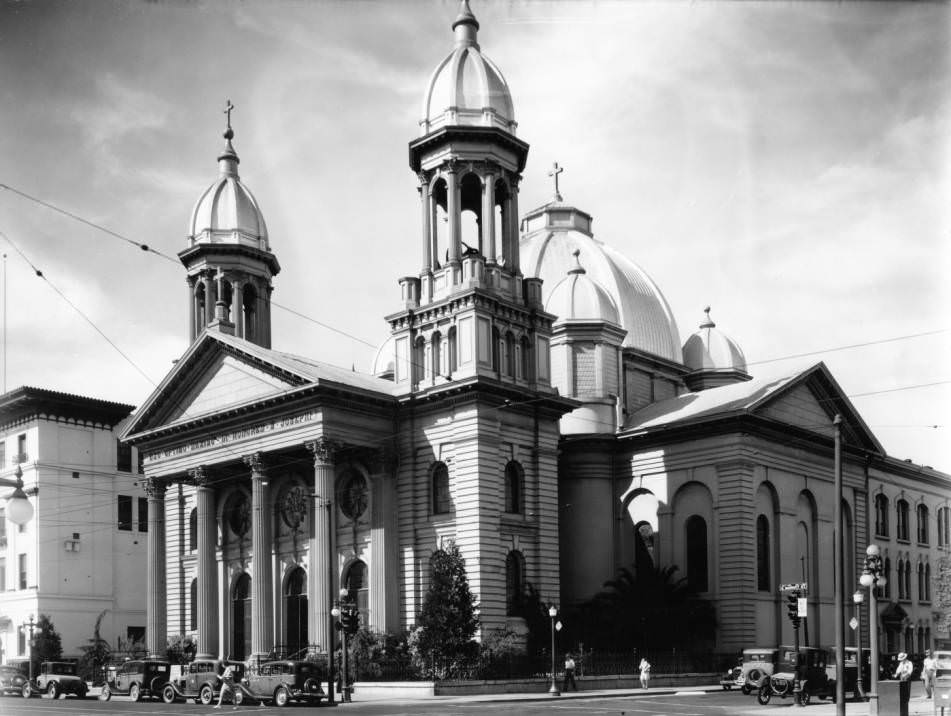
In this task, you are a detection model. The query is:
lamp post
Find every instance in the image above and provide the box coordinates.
[1,464,34,526]
[548,606,560,696]
[20,615,42,688]
[332,588,355,703]
[833,415,845,716]
[853,589,865,700]
[860,544,886,716]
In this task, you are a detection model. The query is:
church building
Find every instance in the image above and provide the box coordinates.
[121,0,950,664]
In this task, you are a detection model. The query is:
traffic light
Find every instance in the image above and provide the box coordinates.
[340,605,360,634]
[786,592,801,628]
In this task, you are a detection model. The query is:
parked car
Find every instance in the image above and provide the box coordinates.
[720,657,743,690]
[734,647,779,695]
[757,646,833,706]
[0,665,28,696]
[233,660,325,707]
[100,660,171,702]
[24,661,88,699]
[934,650,951,678]
[162,658,245,705]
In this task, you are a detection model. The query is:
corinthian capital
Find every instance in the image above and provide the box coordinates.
[189,466,212,488]
[242,452,267,476]
[305,437,342,466]
[144,477,168,499]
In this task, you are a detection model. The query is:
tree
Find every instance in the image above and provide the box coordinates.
[33,615,63,663]
[414,541,479,677]
[77,610,112,684]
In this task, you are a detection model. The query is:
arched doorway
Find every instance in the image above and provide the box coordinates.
[232,574,251,660]
[284,567,307,658]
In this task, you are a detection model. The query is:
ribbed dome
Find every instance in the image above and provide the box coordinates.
[546,251,620,325]
[188,126,269,251]
[420,0,516,136]
[521,202,682,363]
[682,308,747,372]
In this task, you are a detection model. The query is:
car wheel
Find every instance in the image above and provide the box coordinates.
[274,685,290,707]
[162,684,177,704]
[129,682,141,702]
[741,684,752,695]
[757,685,772,705]
[748,669,761,684]
[99,684,111,701]
[22,683,32,699]
[199,684,214,705]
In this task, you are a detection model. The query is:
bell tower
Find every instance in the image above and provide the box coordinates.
[387,1,551,396]
[179,101,280,348]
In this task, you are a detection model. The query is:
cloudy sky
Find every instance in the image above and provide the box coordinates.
[1,0,948,470]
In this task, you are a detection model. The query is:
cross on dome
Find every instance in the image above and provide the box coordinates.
[700,306,716,329]
[549,162,564,202]
[223,99,235,139]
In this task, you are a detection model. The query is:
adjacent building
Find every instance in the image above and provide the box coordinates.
[0,387,146,660]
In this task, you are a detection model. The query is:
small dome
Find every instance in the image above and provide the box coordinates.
[371,335,396,380]
[521,202,682,362]
[546,251,620,325]
[682,307,747,372]
[420,0,516,136]
[188,123,269,251]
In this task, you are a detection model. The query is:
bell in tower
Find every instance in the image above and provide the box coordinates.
[180,100,280,348]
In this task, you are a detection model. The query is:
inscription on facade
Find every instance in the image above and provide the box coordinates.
[144,411,318,463]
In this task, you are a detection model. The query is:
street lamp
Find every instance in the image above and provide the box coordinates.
[853,589,865,700]
[548,606,559,697]
[859,544,886,716]
[2,465,34,526]
[20,615,42,688]
[332,587,356,703]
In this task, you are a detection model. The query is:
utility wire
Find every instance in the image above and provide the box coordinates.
[747,329,950,367]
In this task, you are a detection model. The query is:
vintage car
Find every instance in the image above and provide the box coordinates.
[162,658,245,705]
[100,659,171,702]
[757,646,833,706]
[733,647,779,695]
[0,665,29,696]
[232,659,325,707]
[25,661,88,699]
[720,658,743,690]
[934,650,951,678]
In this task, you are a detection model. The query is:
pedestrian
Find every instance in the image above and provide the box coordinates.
[562,653,577,692]
[639,657,651,690]
[893,651,913,714]
[922,650,937,699]
[213,663,236,709]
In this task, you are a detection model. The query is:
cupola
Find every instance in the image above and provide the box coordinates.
[682,307,751,391]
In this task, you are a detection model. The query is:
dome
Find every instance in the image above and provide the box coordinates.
[682,307,747,372]
[420,0,516,136]
[372,335,396,380]
[188,125,269,251]
[546,251,620,325]
[521,202,682,363]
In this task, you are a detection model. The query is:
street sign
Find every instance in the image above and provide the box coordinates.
[849,617,858,630]
[780,582,808,592]
[797,597,807,617]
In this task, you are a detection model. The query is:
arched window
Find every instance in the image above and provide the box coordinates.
[413,336,426,386]
[505,332,516,376]
[242,283,258,343]
[905,626,914,653]
[883,556,891,599]
[504,461,522,514]
[925,563,932,601]
[284,567,307,657]
[491,327,501,373]
[431,462,450,515]
[939,506,951,548]
[432,331,442,380]
[232,573,251,660]
[344,560,369,615]
[190,578,198,631]
[520,336,532,381]
[917,504,929,544]
[189,508,198,551]
[904,557,912,600]
[918,561,925,602]
[447,327,458,375]
[897,499,910,541]
[685,515,708,592]
[505,550,525,616]
[756,515,771,592]
[875,494,889,537]
[897,558,906,600]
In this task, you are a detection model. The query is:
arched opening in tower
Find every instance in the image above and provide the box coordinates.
[431,178,449,268]
[242,283,258,342]
[494,179,510,265]
[459,172,483,255]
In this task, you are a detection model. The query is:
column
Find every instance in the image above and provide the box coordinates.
[191,467,219,659]
[202,271,214,327]
[188,277,197,341]
[306,438,339,653]
[446,165,460,266]
[482,172,496,263]
[145,477,168,660]
[509,181,521,273]
[244,452,274,660]
[419,174,431,273]
[231,279,244,338]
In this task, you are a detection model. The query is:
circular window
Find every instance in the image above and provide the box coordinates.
[337,471,368,520]
[280,485,308,529]
[225,491,251,537]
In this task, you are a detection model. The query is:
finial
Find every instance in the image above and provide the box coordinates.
[549,162,564,202]
[699,306,716,329]
[452,0,479,45]
[223,99,235,140]
[568,248,586,275]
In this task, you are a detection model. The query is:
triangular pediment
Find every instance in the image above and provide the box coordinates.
[758,381,836,437]
[121,332,313,438]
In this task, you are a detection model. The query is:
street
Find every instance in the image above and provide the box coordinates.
[0,683,940,716]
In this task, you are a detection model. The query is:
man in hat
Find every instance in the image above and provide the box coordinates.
[894,651,914,713]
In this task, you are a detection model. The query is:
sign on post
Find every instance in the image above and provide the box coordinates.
[797,597,808,617]
[779,582,808,592]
